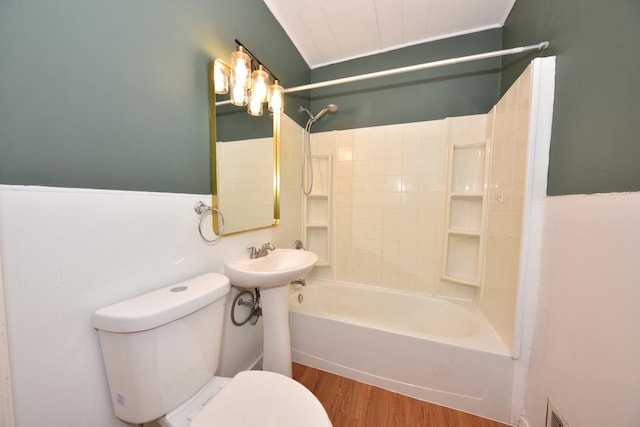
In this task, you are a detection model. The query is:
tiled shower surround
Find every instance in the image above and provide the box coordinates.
[481,65,532,351]
[308,116,487,300]
[295,63,534,350]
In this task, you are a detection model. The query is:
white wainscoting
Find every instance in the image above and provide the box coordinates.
[0,255,15,427]
[0,185,271,427]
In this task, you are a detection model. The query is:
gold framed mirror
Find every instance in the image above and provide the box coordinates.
[207,60,280,235]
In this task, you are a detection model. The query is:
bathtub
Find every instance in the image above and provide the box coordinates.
[289,280,514,423]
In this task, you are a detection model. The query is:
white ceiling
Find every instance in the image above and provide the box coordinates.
[263,0,516,69]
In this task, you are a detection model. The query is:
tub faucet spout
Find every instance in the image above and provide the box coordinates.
[291,278,306,286]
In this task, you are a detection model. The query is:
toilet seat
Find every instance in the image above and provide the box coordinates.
[190,371,332,427]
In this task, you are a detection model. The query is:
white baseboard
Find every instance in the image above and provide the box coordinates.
[519,415,531,427]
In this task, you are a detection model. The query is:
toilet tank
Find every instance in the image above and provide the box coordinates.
[92,273,230,424]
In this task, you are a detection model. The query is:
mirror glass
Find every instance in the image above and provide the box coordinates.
[208,60,280,235]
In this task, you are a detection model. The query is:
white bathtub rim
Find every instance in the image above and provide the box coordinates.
[290,279,510,356]
[298,278,477,305]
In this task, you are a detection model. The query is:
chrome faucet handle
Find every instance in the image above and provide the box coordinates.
[293,240,305,250]
[261,242,275,251]
[247,247,258,259]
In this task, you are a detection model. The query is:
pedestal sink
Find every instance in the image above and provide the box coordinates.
[224,249,318,377]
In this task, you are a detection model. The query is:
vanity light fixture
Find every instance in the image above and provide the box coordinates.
[214,40,283,116]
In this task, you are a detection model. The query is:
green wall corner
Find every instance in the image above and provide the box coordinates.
[503,0,640,195]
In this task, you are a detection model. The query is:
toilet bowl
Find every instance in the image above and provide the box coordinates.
[92,273,331,427]
[160,371,331,427]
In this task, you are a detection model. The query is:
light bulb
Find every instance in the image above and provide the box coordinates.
[213,60,229,95]
[247,93,264,116]
[231,48,251,90]
[251,66,269,103]
[230,84,248,106]
[268,81,284,113]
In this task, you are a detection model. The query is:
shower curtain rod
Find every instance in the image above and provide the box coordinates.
[214,41,548,106]
[284,41,549,94]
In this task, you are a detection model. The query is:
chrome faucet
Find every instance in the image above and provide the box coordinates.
[247,247,258,259]
[248,242,275,259]
[291,278,306,286]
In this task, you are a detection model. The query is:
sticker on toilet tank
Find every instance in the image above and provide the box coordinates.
[116,393,126,407]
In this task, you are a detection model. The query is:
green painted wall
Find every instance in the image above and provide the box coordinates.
[308,29,503,133]
[216,106,274,143]
[502,0,640,195]
[11,0,635,196]
[0,0,309,193]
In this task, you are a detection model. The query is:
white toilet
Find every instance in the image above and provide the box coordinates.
[92,273,332,427]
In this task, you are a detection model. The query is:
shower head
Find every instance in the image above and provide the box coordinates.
[298,106,314,121]
[311,103,338,124]
[299,104,339,126]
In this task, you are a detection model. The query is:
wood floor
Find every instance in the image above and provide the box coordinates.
[292,363,510,427]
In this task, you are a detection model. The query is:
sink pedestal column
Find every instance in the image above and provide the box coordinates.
[260,284,292,377]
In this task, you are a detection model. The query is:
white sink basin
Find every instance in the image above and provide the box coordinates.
[224,249,318,289]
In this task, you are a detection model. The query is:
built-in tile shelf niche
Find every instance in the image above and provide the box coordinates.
[303,154,332,265]
[441,141,489,286]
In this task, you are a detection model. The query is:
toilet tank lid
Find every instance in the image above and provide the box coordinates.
[92,273,230,333]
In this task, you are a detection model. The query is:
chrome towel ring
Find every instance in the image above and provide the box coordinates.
[194,201,225,243]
